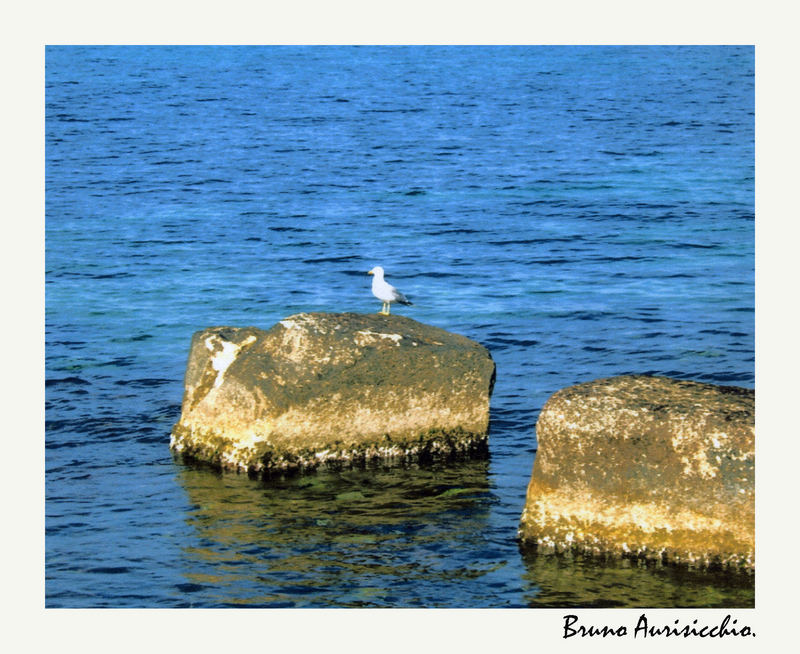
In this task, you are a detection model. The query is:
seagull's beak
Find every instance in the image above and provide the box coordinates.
[367,270,374,276]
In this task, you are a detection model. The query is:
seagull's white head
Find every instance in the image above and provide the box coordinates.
[367,266,384,278]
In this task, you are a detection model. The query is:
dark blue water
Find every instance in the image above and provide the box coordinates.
[45,46,755,608]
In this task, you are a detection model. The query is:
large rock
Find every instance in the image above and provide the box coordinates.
[171,312,495,473]
[518,375,754,571]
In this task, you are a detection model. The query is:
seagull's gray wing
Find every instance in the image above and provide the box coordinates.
[391,286,412,305]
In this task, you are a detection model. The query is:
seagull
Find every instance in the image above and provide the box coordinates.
[367,266,412,315]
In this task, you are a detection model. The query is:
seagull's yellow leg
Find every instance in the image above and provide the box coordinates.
[386,303,391,315]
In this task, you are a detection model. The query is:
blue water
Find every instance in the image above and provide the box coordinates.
[45,46,755,608]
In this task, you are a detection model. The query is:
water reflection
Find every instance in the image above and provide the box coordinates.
[173,456,497,607]
[173,456,754,608]
[519,548,755,608]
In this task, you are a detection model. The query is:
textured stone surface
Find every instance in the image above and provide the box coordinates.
[518,375,754,571]
[171,312,495,473]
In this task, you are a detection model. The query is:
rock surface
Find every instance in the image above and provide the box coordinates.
[518,375,754,571]
[171,312,495,473]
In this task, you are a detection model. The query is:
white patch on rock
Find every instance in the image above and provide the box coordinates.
[280,313,326,334]
[355,330,403,346]
[205,334,256,388]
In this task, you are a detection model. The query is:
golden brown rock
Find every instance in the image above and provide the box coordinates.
[518,375,754,571]
[170,312,495,473]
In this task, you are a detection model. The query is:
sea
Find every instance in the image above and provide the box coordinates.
[45,45,755,608]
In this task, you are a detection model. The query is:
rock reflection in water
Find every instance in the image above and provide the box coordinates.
[173,457,496,607]
[519,548,755,608]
